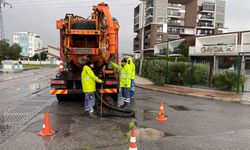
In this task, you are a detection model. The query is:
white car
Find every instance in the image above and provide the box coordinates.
[0,60,23,73]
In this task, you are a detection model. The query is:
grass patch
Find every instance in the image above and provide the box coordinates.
[23,64,57,69]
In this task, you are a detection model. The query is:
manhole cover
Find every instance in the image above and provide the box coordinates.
[168,105,191,111]
[136,128,173,141]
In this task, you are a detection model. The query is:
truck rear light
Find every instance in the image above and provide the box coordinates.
[105,80,118,85]
[58,61,64,72]
[50,80,66,85]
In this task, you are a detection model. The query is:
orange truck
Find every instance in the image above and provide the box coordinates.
[50,3,134,117]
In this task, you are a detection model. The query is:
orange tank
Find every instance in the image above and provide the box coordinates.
[56,2,119,69]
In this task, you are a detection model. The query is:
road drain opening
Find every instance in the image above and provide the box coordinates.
[168,105,191,111]
[136,128,173,141]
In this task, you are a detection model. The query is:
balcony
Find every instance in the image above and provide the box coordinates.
[145,19,153,26]
[134,25,139,32]
[146,5,153,11]
[200,2,215,12]
[168,4,182,10]
[145,12,153,19]
[168,21,182,26]
[168,28,184,34]
[168,12,182,18]
[199,16,214,21]
[197,22,214,28]
[144,29,151,35]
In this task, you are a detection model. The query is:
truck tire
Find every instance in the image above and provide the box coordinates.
[71,21,96,30]
[56,94,66,102]
[56,94,73,102]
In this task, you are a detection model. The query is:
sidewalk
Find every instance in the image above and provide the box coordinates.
[135,76,241,103]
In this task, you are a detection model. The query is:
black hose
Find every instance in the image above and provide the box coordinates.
[95,93,135,117]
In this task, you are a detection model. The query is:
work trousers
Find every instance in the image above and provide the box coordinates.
[130,79,135,97]
[85,92,95,113]
[121,88,130,103]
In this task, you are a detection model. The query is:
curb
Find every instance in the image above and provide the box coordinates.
[136,84,241,104]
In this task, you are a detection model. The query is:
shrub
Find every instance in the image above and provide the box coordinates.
[135,58,210,86]
[212,71,245,92]
[168,62,190,85]
[192,63,210,86]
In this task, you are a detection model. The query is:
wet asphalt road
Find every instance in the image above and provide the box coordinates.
[1,68,250,149]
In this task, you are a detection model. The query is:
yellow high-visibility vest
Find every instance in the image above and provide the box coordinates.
[81,65,102,93]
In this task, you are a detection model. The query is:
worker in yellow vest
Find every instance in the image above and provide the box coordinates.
[111,58,132,109]
[127,57,135,98]
[81,62,103,118]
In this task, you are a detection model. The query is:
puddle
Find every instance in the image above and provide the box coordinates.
[143,109,158,120]
[136,128,174,141]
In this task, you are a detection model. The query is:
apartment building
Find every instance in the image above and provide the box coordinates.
[13,32,43,57]
[134,0,168,55]
[133,0,225,55]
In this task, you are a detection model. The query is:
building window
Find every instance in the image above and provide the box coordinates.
[157,35,163,41]
[157,26,163,32]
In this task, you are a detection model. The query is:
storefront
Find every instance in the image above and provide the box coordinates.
[189,31,250,75]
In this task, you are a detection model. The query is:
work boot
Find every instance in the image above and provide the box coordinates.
[120,102,129,110]
[88,111,98,118]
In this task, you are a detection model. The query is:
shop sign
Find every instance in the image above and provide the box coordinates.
[200,46,233,53]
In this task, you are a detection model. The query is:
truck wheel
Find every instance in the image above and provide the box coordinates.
[56,94,66,102]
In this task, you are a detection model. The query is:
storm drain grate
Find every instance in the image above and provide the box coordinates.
[168,105,191,111]
[7,102,46,114]
[7,105,37,114]
[20,102,46,106]
[0,124,12,136]
[0,115,26,123]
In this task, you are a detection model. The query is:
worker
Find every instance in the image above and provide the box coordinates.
[81,62,103,118]
[127,57,135,98]
[111,58,132,109]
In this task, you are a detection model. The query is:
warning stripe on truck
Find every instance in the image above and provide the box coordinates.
[100,89,117,93]
[50,90,68,95]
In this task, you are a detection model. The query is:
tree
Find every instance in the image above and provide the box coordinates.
[176,41,189,57]
[8,43,22,60]
[0,40,10,60]
[180,41,189,57]
[31,51,48,61]
[40,51,48,60]
[31,53,39,60]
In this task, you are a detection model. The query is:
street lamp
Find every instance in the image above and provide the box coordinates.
[139,0,146,76]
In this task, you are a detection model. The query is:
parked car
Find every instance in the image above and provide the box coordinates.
[0,60,23,73]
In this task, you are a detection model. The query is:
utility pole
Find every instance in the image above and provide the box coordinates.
[0,0,12,40]
[139,0,145,76]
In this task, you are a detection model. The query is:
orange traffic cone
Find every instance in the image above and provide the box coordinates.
[38,111,55,137]
[156,102,168,122]
[129,128,137,150]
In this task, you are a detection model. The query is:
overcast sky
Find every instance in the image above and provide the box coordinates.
[2,0,250,54]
